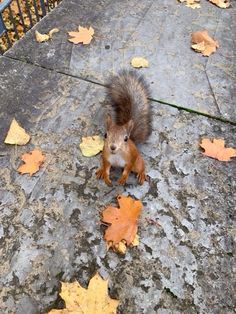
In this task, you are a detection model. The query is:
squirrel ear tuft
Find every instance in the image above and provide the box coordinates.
[126,119,134,136]
[106,114,113,130]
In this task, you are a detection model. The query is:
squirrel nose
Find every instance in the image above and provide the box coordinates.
[110,144,117,151]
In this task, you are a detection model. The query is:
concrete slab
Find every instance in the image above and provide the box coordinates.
[0,57,235,313]
[5,0,236,122]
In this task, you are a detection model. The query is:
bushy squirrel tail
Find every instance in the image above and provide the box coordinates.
[107,70,152,143]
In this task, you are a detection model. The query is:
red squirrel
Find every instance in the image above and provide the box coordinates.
[96,70,152,186]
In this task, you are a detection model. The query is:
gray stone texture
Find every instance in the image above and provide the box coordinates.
[5,0,236,122]
[0,0,236,313]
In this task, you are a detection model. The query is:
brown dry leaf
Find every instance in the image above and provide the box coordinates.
[200,138,236,161]
[178,0,201,9]
[102,195,142,253]
[4,118,30,145]
[191,30,219,56]
[208,0,230,8]
[17,149,45,176]
[68,26,94,44]
[48,273,119,314]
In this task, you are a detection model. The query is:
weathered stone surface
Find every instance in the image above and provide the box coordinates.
[5,0,236,122]
[0,57,235,313]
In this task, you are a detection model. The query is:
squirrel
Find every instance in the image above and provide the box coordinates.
[96,70,152,186]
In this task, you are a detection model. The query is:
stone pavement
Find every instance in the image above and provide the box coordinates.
[0,1,235,313]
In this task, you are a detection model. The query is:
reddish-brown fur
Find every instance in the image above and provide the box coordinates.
[96,70,151,185]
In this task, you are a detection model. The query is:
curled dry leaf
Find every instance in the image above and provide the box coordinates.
[191,30,219,56]
[17,149,45,176]
[179,0,201,9]
[102,195,142,254]
[107,234,139,254]
[79,135,104,157]
[131,57,149,68]
[4,118,30,145]
[208,0,230,8]
[35,28,59,42]
[68,26,94,45]
[200,138,236,161]
[35,30,50,42]
[48,28,59,38]
[48,273,119,314]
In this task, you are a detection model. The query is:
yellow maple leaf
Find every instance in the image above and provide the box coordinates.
[131,57,149,68]
[68,26,94,45]
[48,273,119,314]
[4,118,30,145]
[79,135,104,157]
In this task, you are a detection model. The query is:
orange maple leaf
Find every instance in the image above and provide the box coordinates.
[101,195,142,250]
[200,138,236,161]
[68,26,94,45]
[17,149,45,176]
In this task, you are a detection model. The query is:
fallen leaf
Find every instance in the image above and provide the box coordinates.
[17,149,45,176]
[131,57,149,68]
[35,30,50,42]
[102,195,142,253]
[179,0,201,9]
[4,118,30,145]
[191,30,219,56]
[208,0,230,8]
[109,235,139,254]
[35,28,59,42]
[68,26,94,45]
[79,135,104,157]
[48,28,60,38]
[48,273,119,314]
[200,138,236,161]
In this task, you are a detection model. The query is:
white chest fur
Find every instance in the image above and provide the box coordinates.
[108,153,126,168]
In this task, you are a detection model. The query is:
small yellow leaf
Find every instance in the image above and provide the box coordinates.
[186,2,201,8]
[48,273,119,314]
[35,30,50,42]
[132,234,139,247]
[208,0,230,8]
[179,0,201,9]
[79,135,104,157]
[115,241,127,254]
[48,28,60,38]
[4,118,30,145]
[131,57,149,68]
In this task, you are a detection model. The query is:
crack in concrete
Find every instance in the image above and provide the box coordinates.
[2,54,236,126]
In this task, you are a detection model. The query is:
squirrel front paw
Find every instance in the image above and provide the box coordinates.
[137,172,146,185]
[117,175,128,185]
[96,168,112,186]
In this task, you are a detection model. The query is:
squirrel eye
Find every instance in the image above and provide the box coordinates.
[124,135,128,142]
[104,133,107,139]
